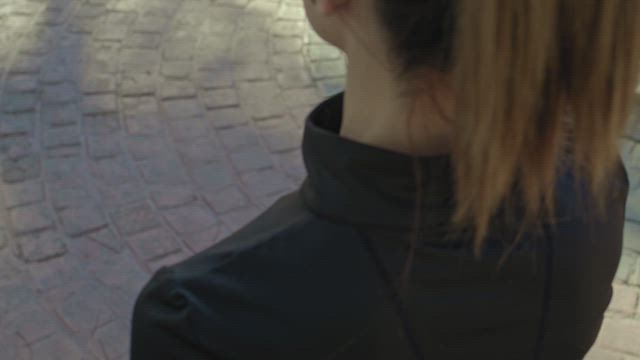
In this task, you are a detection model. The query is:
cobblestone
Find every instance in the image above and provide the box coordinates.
[111,202,161,237]
[0,0,634,357]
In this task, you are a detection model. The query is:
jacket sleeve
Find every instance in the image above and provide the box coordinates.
[129,266,231,360]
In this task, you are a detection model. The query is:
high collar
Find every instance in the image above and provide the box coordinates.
[299,91,456,234]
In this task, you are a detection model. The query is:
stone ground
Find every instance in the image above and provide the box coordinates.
[0,0,637,359]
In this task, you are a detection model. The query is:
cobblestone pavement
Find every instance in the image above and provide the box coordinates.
[0,0,638,359]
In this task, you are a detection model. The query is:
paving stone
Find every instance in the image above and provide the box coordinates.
[625,221,640,252]
[616,249,639,283]
[121,95,160,113]
[138,157,190,186]
[162,98,205,119]
[30,333,84,360]
[232,31,269,63]
[190,161,236,189]
[233,62,272,81]
[124,111,164,136]
[196,69,235,89]
[94,25,128,41]
[316,77,346,97]
[208,107,250,128]
[82,94,118,115]
[5,74,38,92]
[163,202,219,235]
[218,125,261,151]
[126,135,169,161]
[9,203,55,236]
[610,284,639,314]
[201,88,239,109]
[175,138,222,167]
[150,185,197,209]
[260,125,301,152]
[121,73,156,96]
[41,103,81,127]
[43,156,84,183]
[272,37,303,53]
[111,202,162,236]
[58,204,108,237]
[162,41,196,61]
[229,145,274,173]
[159,80,197,100]
[2,155,41,184]
[272,53,305,70]
[276,69,313,89]
[98,182,148,209]
[168,117,211,142]
[0,112,34,137]
[9,304,58,344]
[9,55,44,74]
[205,18,236,35]
[309,59,347,79]
[83,113,121,135]
[43,124,81,149]
[180,225,223,253]
[132,15,169,33]
[282,87,323,108]
[89,157,137,186]
[81,74,117,94]
[202,185,250,214]
[52,282,114,334]
[1,179,45,208]
[161,61,192,79]
[596,318,640,356]
[127,227,181,262]
[123,32,163,49]
[86,132,122,159]
[13,229,66,263]
[42,82,77,104]
[236,80,286,119]
[86,226,126,254]
[0,92,38,113]
[241,167,293,199]
[271,20,305,37]
[307,44,343,61]
[91,320,130,360]
[584,347,626,360]
[219,205,262,233]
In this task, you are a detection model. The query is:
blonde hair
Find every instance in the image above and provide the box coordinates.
[367,0,640,283]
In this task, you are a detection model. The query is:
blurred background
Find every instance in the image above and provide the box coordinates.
[0,0,637,359]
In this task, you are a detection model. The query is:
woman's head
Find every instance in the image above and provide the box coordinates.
[304,0,640,266]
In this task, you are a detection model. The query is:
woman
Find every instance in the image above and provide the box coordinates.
[130,0,640,359]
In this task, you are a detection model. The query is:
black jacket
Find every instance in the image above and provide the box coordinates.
[130,91,630,360]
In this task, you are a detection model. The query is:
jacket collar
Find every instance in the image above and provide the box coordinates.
[299,91,456,233]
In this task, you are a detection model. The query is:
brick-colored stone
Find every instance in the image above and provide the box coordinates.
[241,168,293,198]
[1,180,45,208]
[201,88,239,109]
[30,334,84,360]
[139,157,190,186]
[229,145,274,173]
[203,185,250,214]
[58,204,108,237]
[13,229,66,263]
[150,186,197,209]
[208,107,250,128]
[190,161,236,189]
[163,203,219,235]
[595,318,640,356]
[111,202,161,236]
[127,227,181,262]
[83,94,118,115]
[218,125,261,151]
[609,284,639,314]
[9,203,55,235]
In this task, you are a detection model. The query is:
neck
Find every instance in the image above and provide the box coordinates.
[339,56,454,157]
